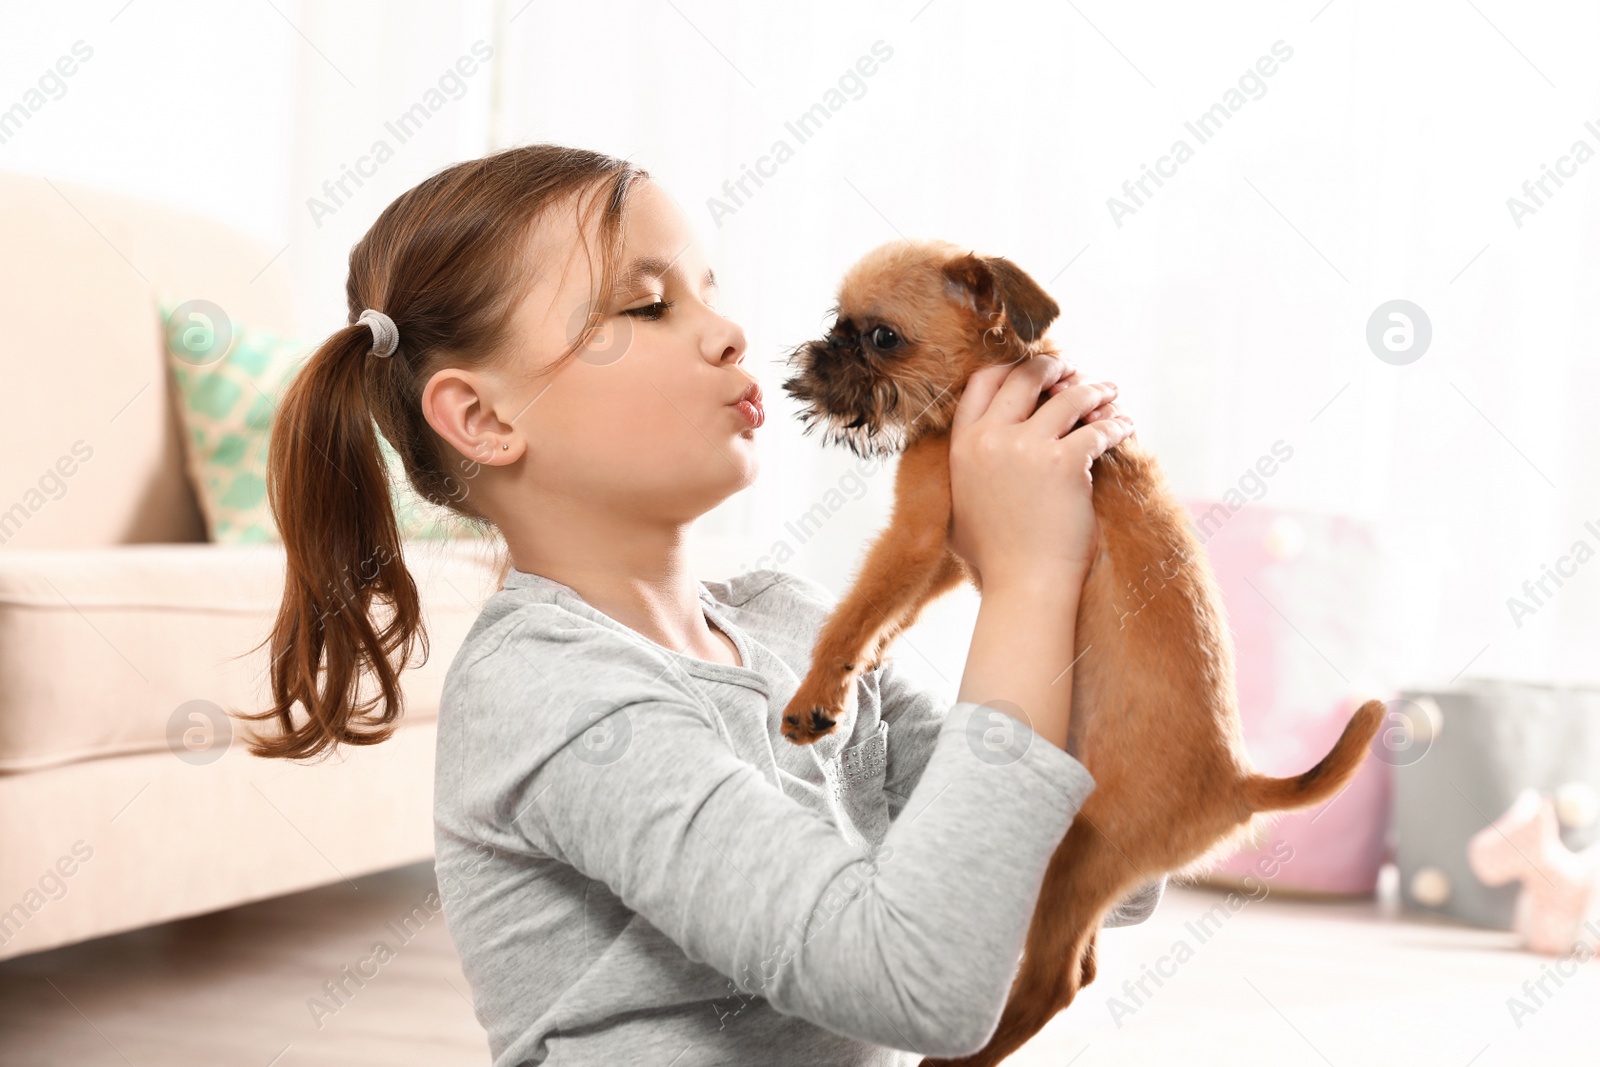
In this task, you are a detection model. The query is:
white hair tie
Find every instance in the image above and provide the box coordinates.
[356,308,399,358]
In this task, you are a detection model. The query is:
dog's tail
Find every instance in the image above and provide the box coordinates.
[1242,699,1387,814]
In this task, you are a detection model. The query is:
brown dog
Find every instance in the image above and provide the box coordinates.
[778,238,1385,1067]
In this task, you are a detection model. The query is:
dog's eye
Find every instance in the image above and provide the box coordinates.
[869,325,900,350]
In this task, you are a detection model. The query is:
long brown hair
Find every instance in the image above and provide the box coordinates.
[242,143,648,760]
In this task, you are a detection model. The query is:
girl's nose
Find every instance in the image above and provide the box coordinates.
[709,313,747,365]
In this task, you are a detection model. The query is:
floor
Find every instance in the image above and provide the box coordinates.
[1018,868,1593,1066]
[0,865,483,1067]
[0,863,1590,1066]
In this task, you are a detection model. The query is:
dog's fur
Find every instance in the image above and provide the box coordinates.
[778,238,1386,1067]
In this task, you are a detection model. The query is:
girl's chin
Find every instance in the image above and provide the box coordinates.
[729,446,759,480]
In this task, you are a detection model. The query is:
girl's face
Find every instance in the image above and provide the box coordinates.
[497,179,760,522]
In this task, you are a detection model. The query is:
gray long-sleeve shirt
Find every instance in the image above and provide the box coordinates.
[433,566,1164,1066]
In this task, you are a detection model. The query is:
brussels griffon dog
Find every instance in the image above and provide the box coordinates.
[778,238,1386,1067]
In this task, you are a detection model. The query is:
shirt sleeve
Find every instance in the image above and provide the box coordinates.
[1101,875,1167,927]
[466,614,1098,1061]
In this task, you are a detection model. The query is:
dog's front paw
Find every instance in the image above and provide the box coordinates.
[780,700,839,745]
[780,671,852,745]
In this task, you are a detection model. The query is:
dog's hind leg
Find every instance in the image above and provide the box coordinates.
[1078,929,1098,988]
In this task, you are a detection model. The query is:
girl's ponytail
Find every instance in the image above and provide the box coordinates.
[239,143,647,761]
[241,320,423,760]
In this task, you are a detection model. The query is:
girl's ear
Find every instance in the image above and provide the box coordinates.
[941,252,1061,344]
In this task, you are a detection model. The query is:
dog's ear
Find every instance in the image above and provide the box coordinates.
[941,252,1060,345]
[984,255,1059,342]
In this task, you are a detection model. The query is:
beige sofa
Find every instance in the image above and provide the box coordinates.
[0,171,505,961]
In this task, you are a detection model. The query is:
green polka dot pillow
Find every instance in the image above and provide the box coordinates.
[159,299,487,544]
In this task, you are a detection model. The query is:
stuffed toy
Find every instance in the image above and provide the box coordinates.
[1466,786,1600,956]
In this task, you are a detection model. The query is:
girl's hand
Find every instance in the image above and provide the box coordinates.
[946,354,1134,590]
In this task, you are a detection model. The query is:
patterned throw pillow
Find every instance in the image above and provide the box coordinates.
[159,299,486,544]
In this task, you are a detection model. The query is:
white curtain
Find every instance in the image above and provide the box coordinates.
[8,0,1595,700]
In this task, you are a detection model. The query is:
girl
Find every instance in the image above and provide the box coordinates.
[248,143,1155,1066]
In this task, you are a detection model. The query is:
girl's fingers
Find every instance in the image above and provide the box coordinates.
[1046,368,1083,394]
[1029,379,1118,440]
[951,362,1014,433]
[968,354,1075,430]
[1062,410,1136,464]
[958,357,1099,435]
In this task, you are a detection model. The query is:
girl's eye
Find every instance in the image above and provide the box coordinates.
[623,299,675,320]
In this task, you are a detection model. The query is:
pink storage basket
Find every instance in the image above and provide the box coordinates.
[1178,499,1394,897]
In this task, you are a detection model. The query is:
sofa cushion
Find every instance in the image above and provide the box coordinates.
[0,169,294,549]
[0,539,506,772]
[159,300,490,544]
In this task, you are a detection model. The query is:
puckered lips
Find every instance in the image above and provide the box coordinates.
[730,380,764,429]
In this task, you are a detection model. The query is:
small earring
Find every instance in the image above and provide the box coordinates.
[501,443,509,451]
